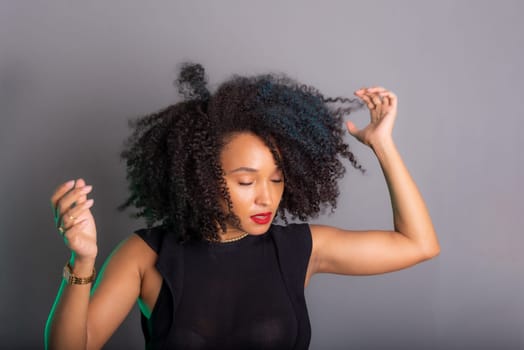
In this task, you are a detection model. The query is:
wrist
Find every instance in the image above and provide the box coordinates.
[69,254,96,276]
[63,262,96,285]
[370,137,396,155]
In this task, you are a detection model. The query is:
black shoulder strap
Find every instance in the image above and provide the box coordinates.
[134,226,166,253]
[135,227,185,349]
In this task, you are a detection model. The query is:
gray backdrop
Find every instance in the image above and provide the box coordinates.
[1,1,523,349]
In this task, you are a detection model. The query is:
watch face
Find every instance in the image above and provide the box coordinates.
[63,264,71,281]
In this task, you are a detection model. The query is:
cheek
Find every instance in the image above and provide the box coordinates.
[276,186,285,202]
[221,182,251,212]
[228,186,253,207]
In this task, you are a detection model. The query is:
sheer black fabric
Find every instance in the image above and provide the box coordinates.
[135,224,312,350]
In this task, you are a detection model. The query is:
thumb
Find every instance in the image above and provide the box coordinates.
[346,120,359,136]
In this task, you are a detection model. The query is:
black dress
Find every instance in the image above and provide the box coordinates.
[135,223,312,350]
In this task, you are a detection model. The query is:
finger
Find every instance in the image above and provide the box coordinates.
[369,94,383,120]
[56,185,92,215]
[51,178,87,221]
[50,180,76,214]
[370,94,382,108]
[378,93,397,115]
[366,86,387,93]
[345,120,360,136]
[379,91,398,109]
[358,93,375,110]
[75,178,86,187]
[72,178,88,208]
[61,199,94,230]
[56,185,93,220]
[381,93,391,109]
[57,179,92,232]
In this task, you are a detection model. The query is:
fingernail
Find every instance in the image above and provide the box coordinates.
[65,180,75,187]
[82,185,93,192]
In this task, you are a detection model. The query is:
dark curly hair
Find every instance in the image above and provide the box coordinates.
[120,63,364,242]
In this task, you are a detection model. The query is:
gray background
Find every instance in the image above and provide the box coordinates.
[1,1,523,349]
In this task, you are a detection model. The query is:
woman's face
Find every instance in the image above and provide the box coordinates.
[219,132,284,239]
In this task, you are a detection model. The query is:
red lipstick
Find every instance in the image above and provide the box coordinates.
[250,212,272,225]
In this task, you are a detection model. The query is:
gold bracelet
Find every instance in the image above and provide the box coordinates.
[63,262,96,285]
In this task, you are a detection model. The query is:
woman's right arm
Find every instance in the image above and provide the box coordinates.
[45,179,145,350]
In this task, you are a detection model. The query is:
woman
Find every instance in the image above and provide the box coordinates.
[45,63,439,349]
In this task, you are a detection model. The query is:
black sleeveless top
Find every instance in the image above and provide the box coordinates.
[135,223,312,350]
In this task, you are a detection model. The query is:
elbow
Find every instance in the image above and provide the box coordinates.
[411,229,440,261]
[426,244,440,259]
[402,228,440,262]
[421,238,440,261]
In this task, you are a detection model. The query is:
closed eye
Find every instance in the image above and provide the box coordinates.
[238,179,282,186]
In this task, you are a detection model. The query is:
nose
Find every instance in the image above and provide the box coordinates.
[255,182,273,207]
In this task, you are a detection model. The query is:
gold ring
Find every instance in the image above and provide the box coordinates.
[58,226,65,235]
[68,215,76,221]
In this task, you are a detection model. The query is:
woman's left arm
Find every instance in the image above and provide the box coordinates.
[308,87,440,279]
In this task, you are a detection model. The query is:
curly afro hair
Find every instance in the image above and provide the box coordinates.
[120,63,364,242]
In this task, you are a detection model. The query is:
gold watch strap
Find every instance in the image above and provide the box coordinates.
[63,262,96,285]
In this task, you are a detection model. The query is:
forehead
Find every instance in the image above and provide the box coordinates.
[220,132,278,171]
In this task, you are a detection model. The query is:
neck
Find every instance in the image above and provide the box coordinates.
[217,229,249,243]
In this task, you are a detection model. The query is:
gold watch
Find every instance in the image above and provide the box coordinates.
[63,262,96,285]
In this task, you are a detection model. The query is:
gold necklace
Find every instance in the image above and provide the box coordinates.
[220,232,249,243]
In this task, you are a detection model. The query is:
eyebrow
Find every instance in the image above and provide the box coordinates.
[228,167,258,174]
[227,166,282,174]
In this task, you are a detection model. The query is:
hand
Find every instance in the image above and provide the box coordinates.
[346,87,398,148]
[50,179,98,263]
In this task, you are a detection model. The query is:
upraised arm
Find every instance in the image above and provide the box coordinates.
[306,88,440,281]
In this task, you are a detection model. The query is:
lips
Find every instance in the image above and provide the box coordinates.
[250,212,272,225]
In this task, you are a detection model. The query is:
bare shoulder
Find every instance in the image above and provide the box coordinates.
[97,233,159,280]
[116,233,158,270]
[308,224,345,253]
[112,232,163,300]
